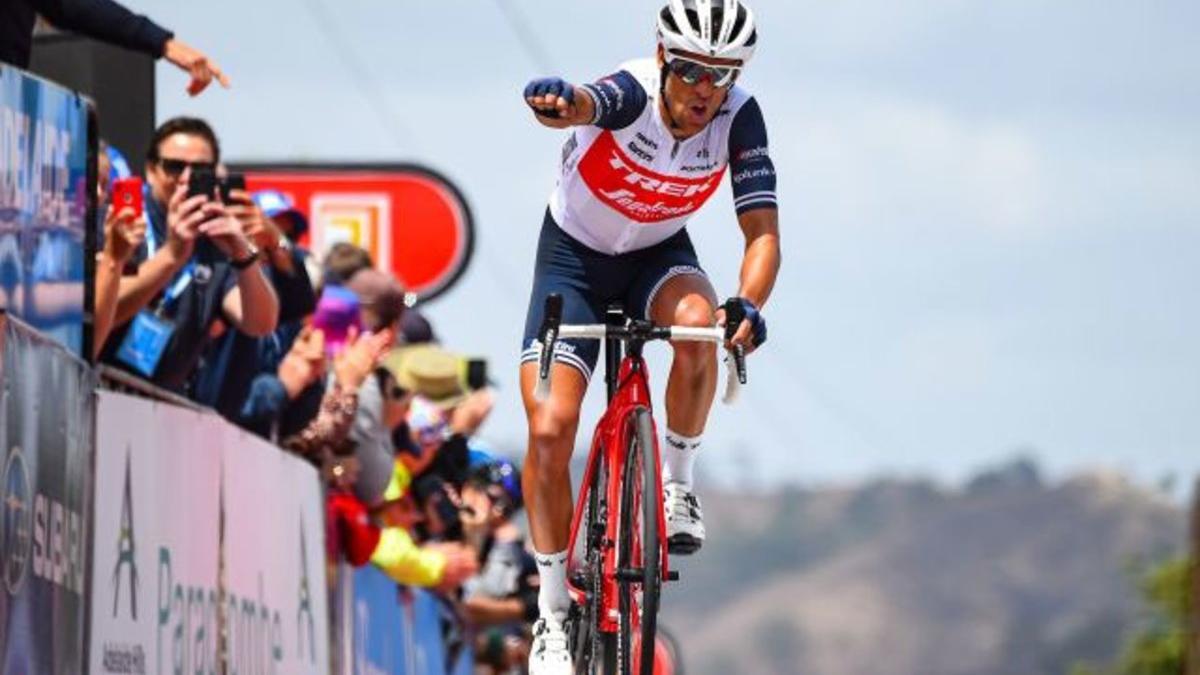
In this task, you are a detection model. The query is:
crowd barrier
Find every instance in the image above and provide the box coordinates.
[4,313,473,675]
[0,312,94,673]
[1,63,469,675]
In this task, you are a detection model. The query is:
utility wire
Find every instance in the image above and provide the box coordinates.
[300,0,417,154]
[491,0,556,73]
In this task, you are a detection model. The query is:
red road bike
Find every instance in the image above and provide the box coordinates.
[532,294,747,675]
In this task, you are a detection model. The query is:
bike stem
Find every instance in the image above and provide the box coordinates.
[604,304,624,402]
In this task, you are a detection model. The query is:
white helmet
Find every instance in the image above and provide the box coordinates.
[656,0,758,65]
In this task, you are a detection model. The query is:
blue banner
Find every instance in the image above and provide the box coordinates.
[352,564,411,674]
[0,65,92,357]
[350,564,473,675]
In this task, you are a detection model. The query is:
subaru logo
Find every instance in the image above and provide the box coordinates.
[1,446,33,595]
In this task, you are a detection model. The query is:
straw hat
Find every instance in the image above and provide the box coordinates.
[382,345,468,410]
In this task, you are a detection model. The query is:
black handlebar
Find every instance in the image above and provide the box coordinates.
[535,293,748,388]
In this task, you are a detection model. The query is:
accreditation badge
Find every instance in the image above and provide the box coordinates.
[115,311,176,377]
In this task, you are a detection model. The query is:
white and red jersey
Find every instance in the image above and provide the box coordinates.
[548,58,777,255]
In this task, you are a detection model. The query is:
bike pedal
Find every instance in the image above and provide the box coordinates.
[666,570,680,582]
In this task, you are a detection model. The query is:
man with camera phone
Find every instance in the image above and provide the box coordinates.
[99,117,278,393]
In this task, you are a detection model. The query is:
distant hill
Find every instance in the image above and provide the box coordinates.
[660,460,1186,675]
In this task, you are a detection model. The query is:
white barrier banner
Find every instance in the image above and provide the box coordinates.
[221,424,329,675]
[90,391,329,675]
[90,391,221,675]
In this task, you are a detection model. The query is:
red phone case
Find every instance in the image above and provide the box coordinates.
[111,177,144,218]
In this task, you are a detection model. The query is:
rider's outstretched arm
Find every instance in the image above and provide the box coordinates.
[524,71,647,130]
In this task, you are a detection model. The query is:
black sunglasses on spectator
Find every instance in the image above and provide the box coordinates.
[155,157,216,177]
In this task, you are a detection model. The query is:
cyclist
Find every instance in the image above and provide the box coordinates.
[518,1,780,671]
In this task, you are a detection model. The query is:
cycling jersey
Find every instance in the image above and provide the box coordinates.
[548,58,777,256]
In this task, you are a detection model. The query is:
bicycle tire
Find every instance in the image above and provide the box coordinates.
[617,406,662,675]
[634,407,661,675]
[570,447,615,674]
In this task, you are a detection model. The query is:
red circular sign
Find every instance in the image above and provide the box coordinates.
[240,164,474,303]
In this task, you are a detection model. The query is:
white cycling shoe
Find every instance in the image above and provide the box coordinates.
[529,616,573,675]
[664,482,706,555]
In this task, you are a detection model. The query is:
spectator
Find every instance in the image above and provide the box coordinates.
[5,0,229,96]
[459,459,539,672]
[321,242,373,287]
[282,325,393,463]
[400,308,437,345]
[252,189,322,286]
[99,116,278,392]
[320,242,436,344]
[191,185,316,423]
[363,462,478,588]
[93,141,145,356]
[340,269,416,509]
[93,202,144,357]
[234,283,355,441]
[345,268,405,333]
[388,344,496,479]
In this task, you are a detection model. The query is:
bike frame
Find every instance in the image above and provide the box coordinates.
[565,339,670,634]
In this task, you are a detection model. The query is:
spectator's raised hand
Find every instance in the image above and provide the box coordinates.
[102,205,146,266]
[449,389,495,437]
[165,173,208,262]
[428,542,480,591]
[278,326,327,399]
[226,189,283,252]
[334,327,395,391]
[196,201,257,262]
[163,38,231,97]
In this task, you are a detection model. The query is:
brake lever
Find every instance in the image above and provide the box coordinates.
[723,298,748,386]
[535,294,564,402]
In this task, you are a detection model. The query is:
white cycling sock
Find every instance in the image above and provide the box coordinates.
[663,430,702,490]
[534,549,570,622]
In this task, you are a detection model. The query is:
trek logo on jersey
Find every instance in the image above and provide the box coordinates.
[578,131,724,223]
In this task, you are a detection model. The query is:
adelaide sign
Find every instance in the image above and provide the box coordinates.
[237,164,474,303]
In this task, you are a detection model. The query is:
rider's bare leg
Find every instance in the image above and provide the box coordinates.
[650,274,719,476]
[521,360,588,619]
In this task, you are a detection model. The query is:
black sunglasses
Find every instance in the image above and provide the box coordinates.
[155,158,216,177]
[666,56,740,88]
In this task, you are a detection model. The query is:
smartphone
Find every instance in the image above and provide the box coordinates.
[110,177,143,218]
[466,358,488,390]
[219,173,246,203]
[187,167,217,200]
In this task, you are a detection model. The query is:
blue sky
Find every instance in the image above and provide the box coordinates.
[134,0,1199,488]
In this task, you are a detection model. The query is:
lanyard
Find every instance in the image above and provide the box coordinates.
[144,191,195,311]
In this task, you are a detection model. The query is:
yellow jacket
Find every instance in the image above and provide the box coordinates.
[370,460,444,587]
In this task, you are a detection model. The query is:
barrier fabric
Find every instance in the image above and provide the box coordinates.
[0,66,93,357]
[0,315,94,674]
[90,391,330,675]
[90,391,221,675]
[221,423,329,674]
[347,563,474,675]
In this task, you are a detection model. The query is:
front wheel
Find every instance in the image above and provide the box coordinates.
[616,406,662,675]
